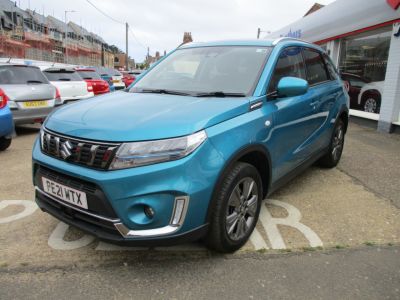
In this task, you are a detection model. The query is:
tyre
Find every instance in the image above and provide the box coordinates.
[362,93,381,113]
[205,162,263,253]
[318,119,345,168]
[0,137,11,151]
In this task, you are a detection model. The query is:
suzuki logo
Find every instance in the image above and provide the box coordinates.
[60,141,73,160]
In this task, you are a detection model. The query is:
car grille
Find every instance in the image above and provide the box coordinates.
[40,129,120,170]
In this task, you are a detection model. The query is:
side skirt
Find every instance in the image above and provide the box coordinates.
[267,147,329,197]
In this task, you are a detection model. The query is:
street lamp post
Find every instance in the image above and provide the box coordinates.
[64,10,76,64]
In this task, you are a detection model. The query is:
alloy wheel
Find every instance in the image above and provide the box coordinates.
[332,124,344,162]
[364,98,377,113]
[225,177,259,241]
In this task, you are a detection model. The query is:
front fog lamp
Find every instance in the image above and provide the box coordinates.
[109,130,207,170]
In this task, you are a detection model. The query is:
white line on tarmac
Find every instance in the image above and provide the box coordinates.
[0,200,38,224]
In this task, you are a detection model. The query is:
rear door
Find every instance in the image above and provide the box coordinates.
[302,48,342,152]
[266,47,318,180]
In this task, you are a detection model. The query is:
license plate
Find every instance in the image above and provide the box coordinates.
[22,100,49,108]
[112,79,119,83]
[41,177,88,209]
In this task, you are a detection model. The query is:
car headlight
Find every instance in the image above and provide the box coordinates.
[109,130,207,170]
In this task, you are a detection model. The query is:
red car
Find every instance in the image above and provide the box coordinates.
[76,68,110,95]
[121,70,141,87]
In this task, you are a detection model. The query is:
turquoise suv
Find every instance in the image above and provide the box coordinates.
[32,38,349,253]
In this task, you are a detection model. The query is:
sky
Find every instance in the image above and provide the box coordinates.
[18,0,335,62]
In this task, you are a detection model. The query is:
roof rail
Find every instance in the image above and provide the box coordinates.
[272,37,310,45]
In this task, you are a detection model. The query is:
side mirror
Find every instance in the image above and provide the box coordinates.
[277,77,309,98]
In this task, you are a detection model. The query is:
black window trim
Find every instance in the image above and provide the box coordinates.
[266,45,306,99]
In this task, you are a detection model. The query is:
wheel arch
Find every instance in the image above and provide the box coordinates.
[206,144,272,223]
[338,109,349,134]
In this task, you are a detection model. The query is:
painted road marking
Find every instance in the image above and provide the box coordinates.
[0,200,37,224]
[260,200,323,249]
[48,221,96,250]
[0,199,322,251]
[249,228,269,250]
[46,200,322,251]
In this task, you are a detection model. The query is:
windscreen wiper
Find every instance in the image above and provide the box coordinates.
[138,88,192,96]
[59,78,71,81]
[195,91,246,97]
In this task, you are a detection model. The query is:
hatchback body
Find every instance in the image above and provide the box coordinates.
[121,71,136,87]
[95,67,124,90]
[32,39,349,252]
[0,64,59,125]
[94,67,116,92]
[41,67,94,105]
[76,68,110,95]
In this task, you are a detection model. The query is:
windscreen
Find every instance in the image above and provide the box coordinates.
[77,70,102,80]
[44,70,83,81]
[0,66,49,84]
[131,46,271,95]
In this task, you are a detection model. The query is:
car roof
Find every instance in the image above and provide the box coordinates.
[39,66,76,72]
[179,38,323,52]
[0,63,40,69]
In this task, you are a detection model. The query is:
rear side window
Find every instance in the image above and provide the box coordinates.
[302,49,329,85]
[77,71,101,80]
[268,47,306,94]
[44,70,82,81]
[322,53,338,80]
[0,66,49,84]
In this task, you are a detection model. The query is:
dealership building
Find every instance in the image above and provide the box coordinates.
[267,0,400,133]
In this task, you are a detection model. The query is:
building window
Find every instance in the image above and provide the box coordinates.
[338,26,391,114]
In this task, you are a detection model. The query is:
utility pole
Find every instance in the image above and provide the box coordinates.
[257,28,261,39]
[125,22,129,70]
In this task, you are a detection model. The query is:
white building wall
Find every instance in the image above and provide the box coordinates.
[378,22,400,133]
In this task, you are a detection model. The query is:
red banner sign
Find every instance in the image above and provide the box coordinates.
[387,0,400,10]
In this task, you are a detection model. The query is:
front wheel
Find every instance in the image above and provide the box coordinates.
[0,137,11,151]
[318,119,345,168]
[205,162,262,253]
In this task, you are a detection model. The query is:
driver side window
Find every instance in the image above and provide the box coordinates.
[267,47,306,94]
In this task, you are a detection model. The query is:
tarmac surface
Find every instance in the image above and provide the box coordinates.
[0,121,399,299]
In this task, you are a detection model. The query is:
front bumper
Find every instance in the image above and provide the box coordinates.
[35,187,208,245]
[32,136,225,244]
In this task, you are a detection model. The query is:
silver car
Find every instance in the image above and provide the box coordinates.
[0,64,60,125]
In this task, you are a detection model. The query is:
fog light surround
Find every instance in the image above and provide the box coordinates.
[171,197,187,226]
[114,196,190,238]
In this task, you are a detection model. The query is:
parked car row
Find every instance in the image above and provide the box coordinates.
[0,59,141,151]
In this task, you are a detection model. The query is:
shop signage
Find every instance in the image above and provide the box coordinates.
[280,28,302,39]
[387,0,400,10]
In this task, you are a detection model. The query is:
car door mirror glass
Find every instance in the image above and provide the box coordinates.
[277,77,309,98]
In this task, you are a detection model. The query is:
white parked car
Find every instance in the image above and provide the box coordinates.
[40,67,94,105]
[357,81,384,113]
